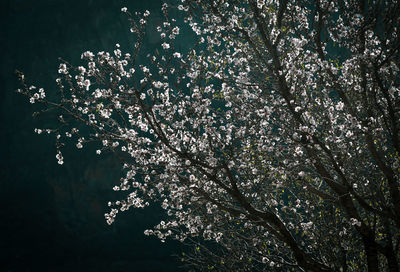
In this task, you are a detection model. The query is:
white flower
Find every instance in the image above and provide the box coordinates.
[83,79,91,91]
[78,66,86,74]
[350,218,362,227]
[153,81,163,88]
[142,66,149,73]
[162,42,170,50]
[81,51,94,59]
[56,152,64,165]
[173,52,181,58]
[121,7,127,13]
[301,221,313,230]
[58,63,68,74]
[336,101,344,111]
[39,88,46,98]
[172,26,180,35]
[345,131,353,138]
[295,146,303,156]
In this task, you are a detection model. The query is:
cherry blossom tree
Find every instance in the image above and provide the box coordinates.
[17,0,400,271]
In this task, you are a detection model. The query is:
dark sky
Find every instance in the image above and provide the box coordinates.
[0,1,187,271]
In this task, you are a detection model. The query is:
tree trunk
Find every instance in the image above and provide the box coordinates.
[362,234,379,272]
[384,247,399,272]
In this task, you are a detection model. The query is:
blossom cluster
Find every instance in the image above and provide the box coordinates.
[17,0,400,271]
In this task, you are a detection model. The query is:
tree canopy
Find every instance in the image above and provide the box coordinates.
[18,0,400,271]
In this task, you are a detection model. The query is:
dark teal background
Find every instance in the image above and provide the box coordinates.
[0,1,187,271]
